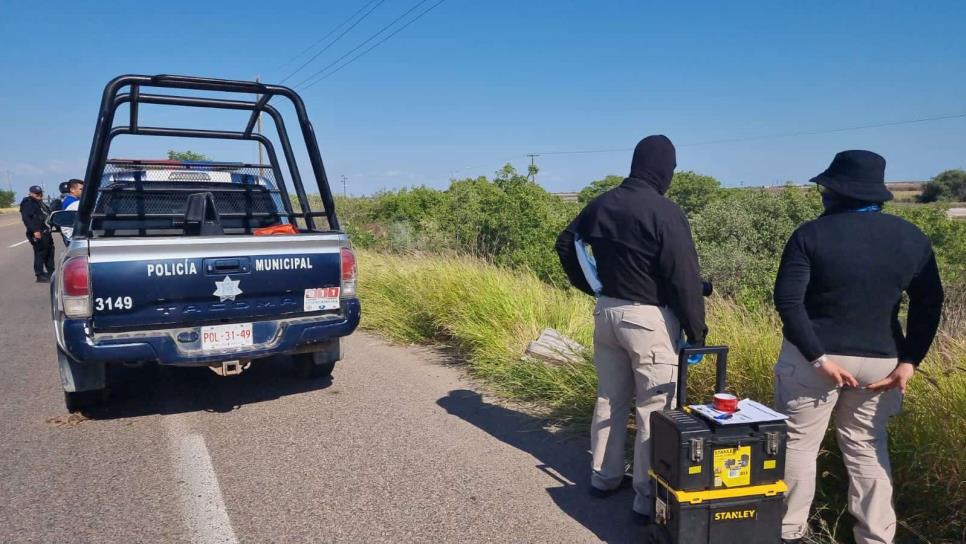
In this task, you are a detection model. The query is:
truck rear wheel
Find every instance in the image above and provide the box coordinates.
[292,340,341,379]
[58,346,108,412]
[64,389,107,413]
[293,353,336,379]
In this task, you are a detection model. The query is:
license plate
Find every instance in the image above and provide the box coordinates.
[201,323,254,350]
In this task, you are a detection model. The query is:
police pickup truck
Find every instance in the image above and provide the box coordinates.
[48,75,360,412]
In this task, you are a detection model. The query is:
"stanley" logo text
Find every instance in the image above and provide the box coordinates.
[713,509,756,521]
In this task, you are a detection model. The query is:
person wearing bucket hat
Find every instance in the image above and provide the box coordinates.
[772,150,944,544]
[19,185,55,282]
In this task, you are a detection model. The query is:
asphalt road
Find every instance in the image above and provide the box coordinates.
[0,216,640,543]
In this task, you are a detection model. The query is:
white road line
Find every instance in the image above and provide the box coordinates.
[8,240,28,248]
[164,416,240,544]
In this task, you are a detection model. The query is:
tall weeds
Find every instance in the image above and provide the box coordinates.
[357,250,965,543]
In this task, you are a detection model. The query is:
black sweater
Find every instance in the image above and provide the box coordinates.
[19,196,50,236]
[556,135,707,346]
[774,210,944,365]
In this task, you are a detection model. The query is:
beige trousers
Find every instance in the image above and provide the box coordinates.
[774,340,903,544]
[591,296,680,515]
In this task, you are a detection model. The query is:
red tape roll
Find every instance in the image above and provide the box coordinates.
[713,393,738,413]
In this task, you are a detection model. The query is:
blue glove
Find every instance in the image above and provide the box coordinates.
[679,341,704,365]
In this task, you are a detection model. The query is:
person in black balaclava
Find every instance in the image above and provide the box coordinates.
[556,135,707,525]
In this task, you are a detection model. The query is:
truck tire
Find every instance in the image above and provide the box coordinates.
[292,340,341,379]
[64,389,107,413]
[57,346,108,412]
[293,353,336,379]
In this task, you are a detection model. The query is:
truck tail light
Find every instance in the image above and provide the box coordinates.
[340,247,356,298]
[62,256,92,318]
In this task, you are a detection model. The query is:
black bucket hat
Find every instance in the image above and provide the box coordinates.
[810,150,893,203]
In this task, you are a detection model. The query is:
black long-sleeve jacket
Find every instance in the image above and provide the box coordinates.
[774,209,944,365]
[19,196,50,236]
[555,136,707,345]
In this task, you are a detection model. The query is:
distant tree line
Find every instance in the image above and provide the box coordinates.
[333,164,965,308]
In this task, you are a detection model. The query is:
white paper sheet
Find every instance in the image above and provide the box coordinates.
[689,399,788,426]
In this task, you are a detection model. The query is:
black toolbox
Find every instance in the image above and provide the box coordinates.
[647,346,788,544]
[650,346,787,491]
[652,475,785,544]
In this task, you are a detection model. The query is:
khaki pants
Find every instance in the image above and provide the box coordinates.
[774,341,902,544]
[591,296,680,515]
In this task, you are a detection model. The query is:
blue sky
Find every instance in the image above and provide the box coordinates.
[1,0,965,198]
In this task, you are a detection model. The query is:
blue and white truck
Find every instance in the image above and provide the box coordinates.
[48,75,360,412]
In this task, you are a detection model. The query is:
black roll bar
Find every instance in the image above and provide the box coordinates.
[112,92,309,219]
[76,74,341,236]
[244,93,273,137]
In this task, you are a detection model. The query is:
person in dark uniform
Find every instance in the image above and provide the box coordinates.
[556,135,707,524]
[50,181,70,212]
[19,185,55,282]
[773,150,944,544]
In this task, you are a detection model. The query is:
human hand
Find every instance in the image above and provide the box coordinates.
[677,339,704,365]
[815,357,859,388]
[33,231,41,240]
[866,362,916,393]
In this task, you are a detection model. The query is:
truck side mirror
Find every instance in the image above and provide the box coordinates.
[48,209,77,228]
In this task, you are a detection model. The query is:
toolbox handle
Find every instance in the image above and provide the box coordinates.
[676,346,729,410]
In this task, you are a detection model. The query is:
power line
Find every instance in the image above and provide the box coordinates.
[278,0,382,70]
[279,0,389,84]
[300,0,447,89]
[297,0,432,88]
[529,111,966,156]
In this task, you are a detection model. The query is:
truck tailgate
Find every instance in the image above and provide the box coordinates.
[87,234,345,332]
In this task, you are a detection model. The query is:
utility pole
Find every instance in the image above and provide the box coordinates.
[341,175,347,198]
[526,154,539,182]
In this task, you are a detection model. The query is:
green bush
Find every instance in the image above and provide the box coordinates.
[690,186,822,306]
[0,189,14,208]
[337,165,579,286]
[666,171,723,215]
[918,169,966,203]
[577,175,623,204]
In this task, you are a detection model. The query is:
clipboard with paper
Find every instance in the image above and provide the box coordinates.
[574,235,603,295]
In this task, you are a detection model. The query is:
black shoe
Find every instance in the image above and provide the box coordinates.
[588,485,621,498]
[35,275,48,283]
[632,512,653,526]
[588,474,632,498]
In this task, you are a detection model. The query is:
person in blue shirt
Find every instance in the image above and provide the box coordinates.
[60,179,83,209]
[58,179,84,245]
